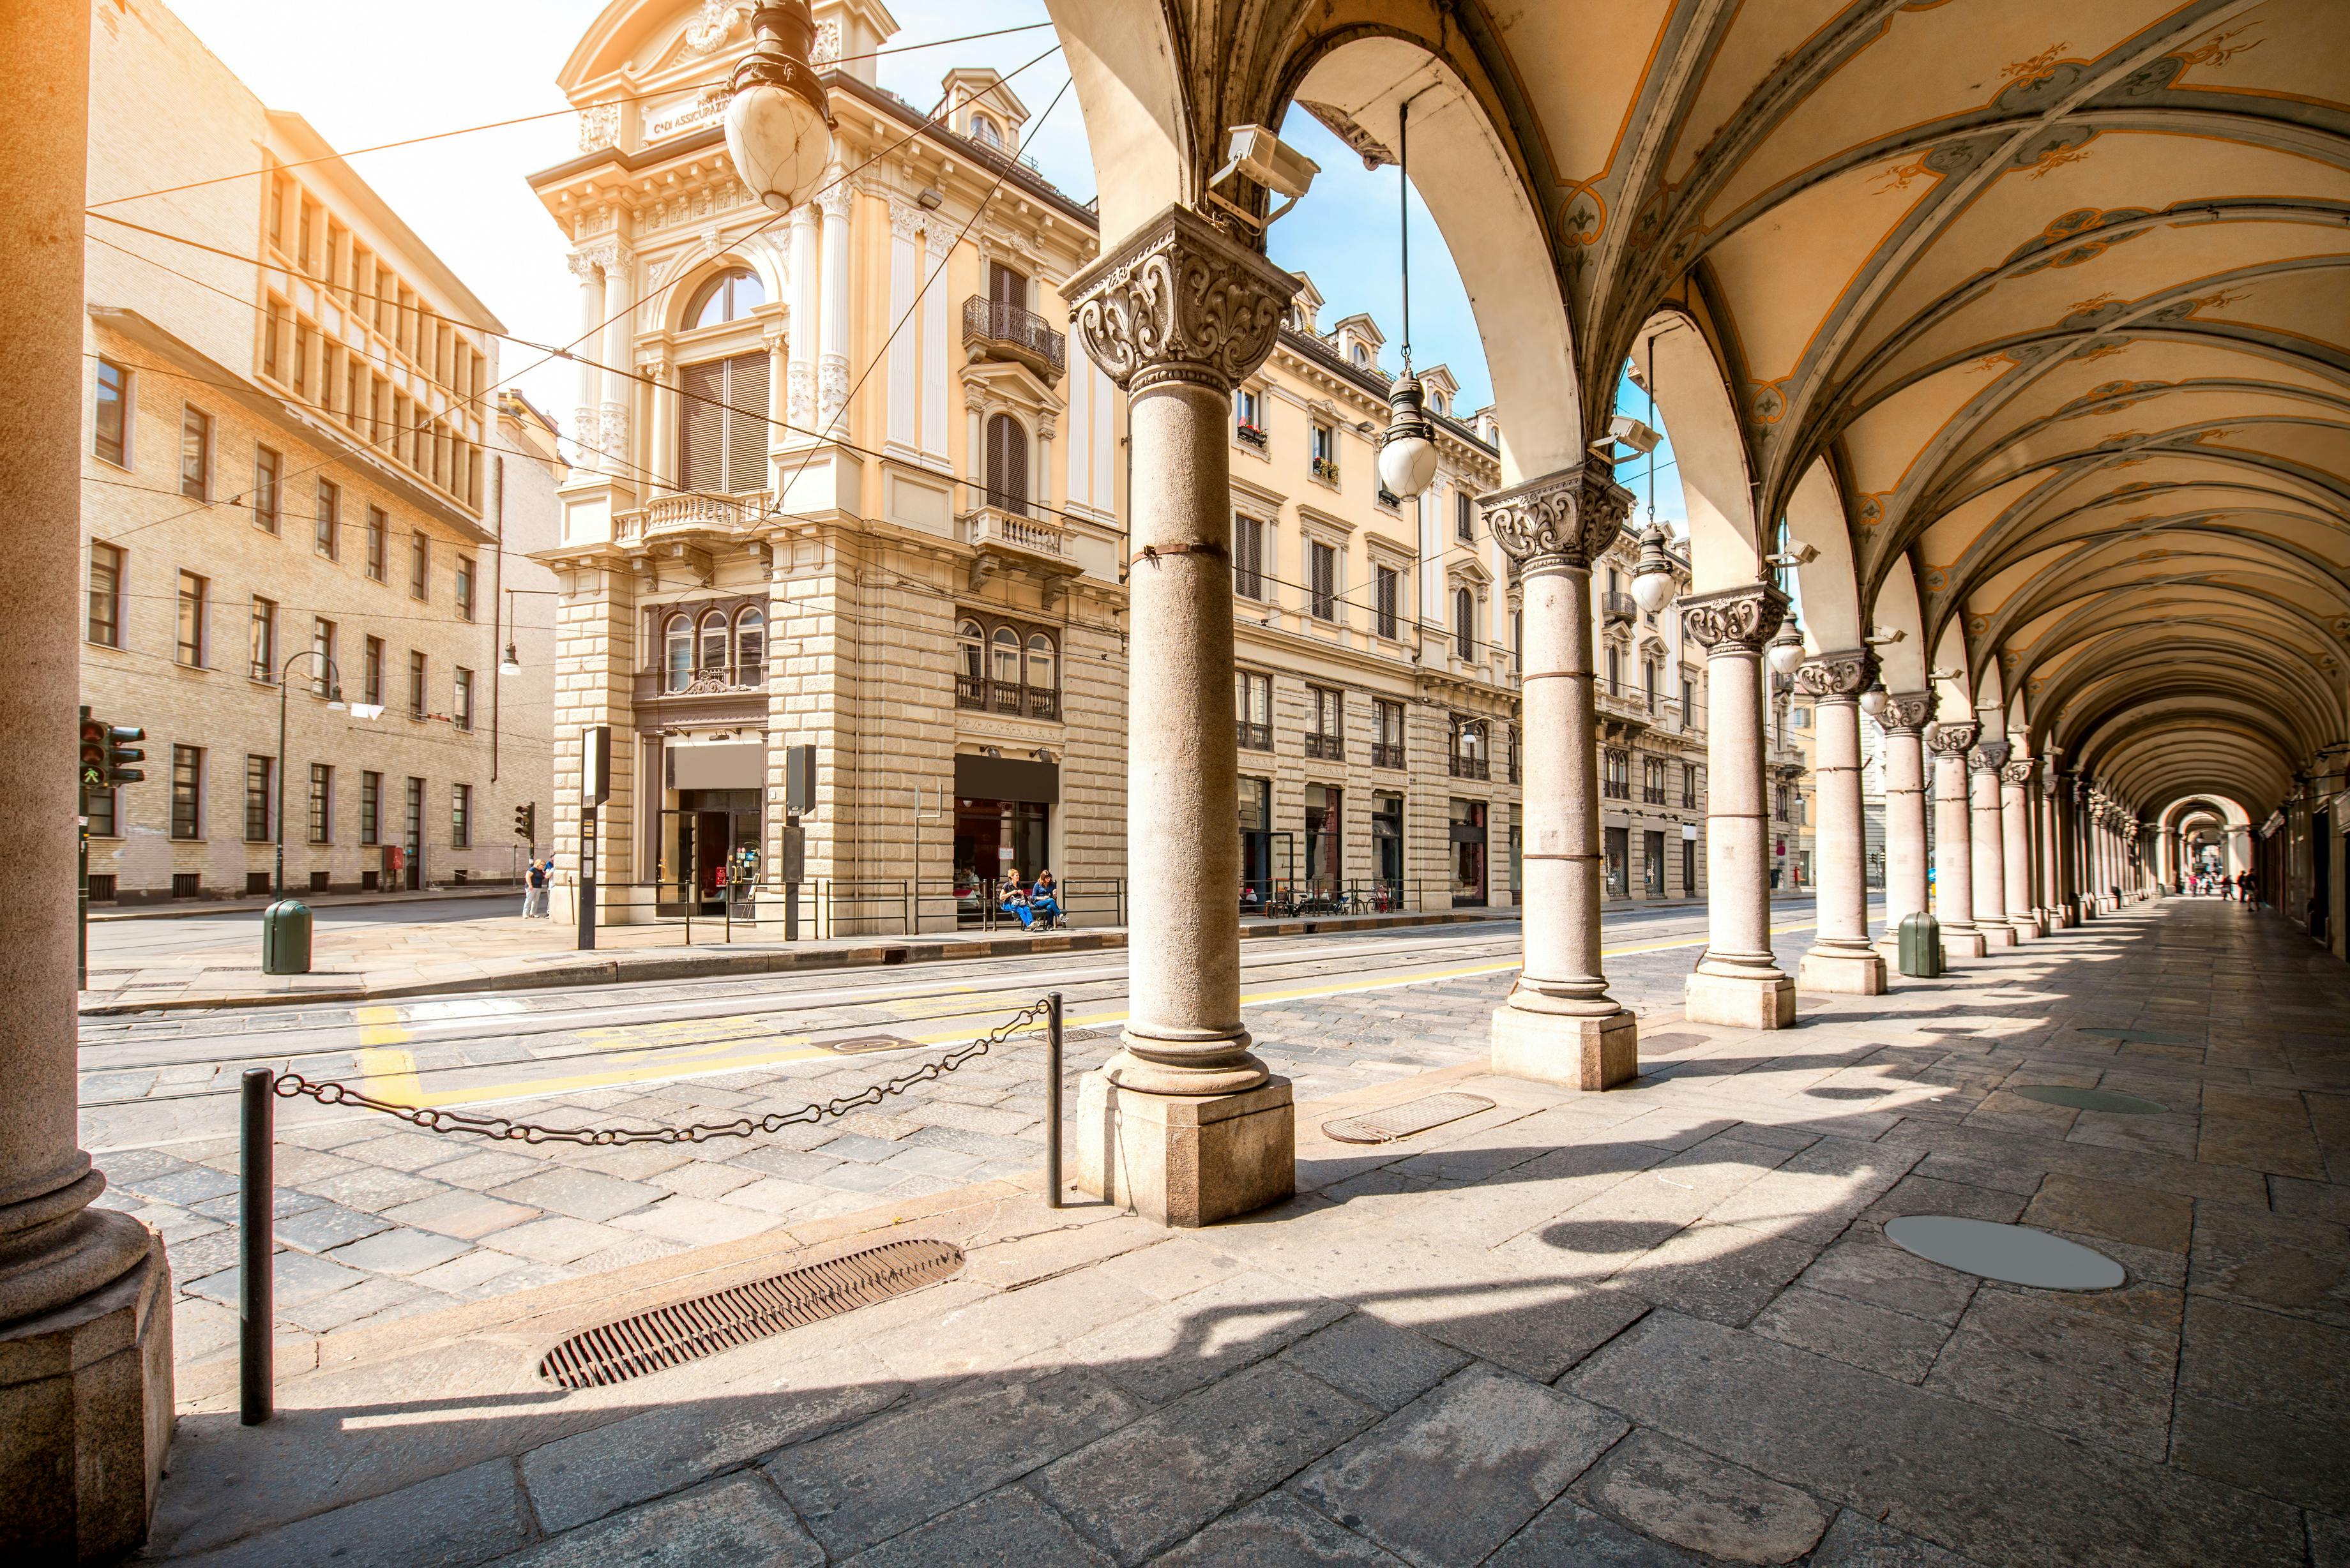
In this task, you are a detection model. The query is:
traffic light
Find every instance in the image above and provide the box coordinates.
[515,801,536,841]
[78,709,106,791]
[105,723,146,785]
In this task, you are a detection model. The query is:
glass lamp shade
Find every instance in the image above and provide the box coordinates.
[1629,523,1676,612]
[1767,621,1807,676]
[1858,682,1890,719]
[499,642,522,676]
[1376,375,1440,497]
[724,3,835,213]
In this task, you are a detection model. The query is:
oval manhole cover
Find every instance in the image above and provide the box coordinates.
[1323,1093,1495,1145]
[1884,1216,2124,1291]
[2012,1084,2168,1115]
[538,1237,964,1389]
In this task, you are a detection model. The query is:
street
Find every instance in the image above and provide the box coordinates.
[80,899,1865,1368]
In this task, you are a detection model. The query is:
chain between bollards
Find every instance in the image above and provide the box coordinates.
[1045,990,1064,1208]
[240,1066,274,1427]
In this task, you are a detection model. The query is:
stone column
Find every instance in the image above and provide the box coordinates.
[1927,721,1987,958]
[2036,764,2066,926]
[1065,206,1299,1226]
[1873,691,1935,964]
[2066,779,2093,920]
[567,251,607,471]
[649,360,678,493]
[2002,759,2042,939]
[1486,462,1641,1085]
[1968,739,2016,948]
[786,204,819,430]
[0,8,173,1553]
[598,245,635,486]
[1682,584,1798,1027]
[1795,651,1885,993]
[816,180,852,429]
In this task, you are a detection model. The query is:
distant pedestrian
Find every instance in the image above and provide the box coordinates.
[524,854,552,918]
[2238,871,2256,906]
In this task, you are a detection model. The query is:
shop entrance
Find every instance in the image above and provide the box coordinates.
[1644,829,1665,900]
[659,789,762,914]
[1605,825,1630,900]
[1372,792,1404,900]
[1450,799,1487,908]
[951,753,1058,924]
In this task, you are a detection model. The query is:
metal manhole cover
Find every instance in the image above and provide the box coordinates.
[820,1034,916,1055]
[1807,1086,1890,1101]
[2075,1027,2201,1047]
[1323,1092,1495,1145]
[538,1237,964,1390]
[1884,1216,2124,1291]
[2012,1084,2168,1115]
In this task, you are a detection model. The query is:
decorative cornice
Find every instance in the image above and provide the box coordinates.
[1479,460,1634,571]
[1879,690,1936,734]
[1680,583,1789,652]
[1065,204,1298,395]
[1927,720,1981,757]
[1794,648,1877,700]
[1969,739,2012,774]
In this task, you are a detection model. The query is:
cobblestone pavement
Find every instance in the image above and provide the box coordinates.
[137,898,2350,1565]
[93,910,1833,1371]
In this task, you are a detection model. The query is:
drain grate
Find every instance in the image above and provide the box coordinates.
[537,1237,964,1389]
[820,1034,917,1055]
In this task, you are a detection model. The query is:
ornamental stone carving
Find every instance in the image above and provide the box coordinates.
[817,357,849,422]
[2002,758,2037,787]
[1479,461,1634,571]
[787,361,815,426]
[1679,583,1789,652]
[566,251,604,283]
[1794,649,1878,699]
[816,180,852,221]
[889,201,927,243]
[577,103,620,153]
[1927,719,1981,756]
[1065,204,1299,394]
[600,402,631,464]
[1969,739,2012,774]
[1880,691,1936,733]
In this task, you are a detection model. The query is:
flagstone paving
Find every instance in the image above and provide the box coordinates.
[135,900,2350,1565]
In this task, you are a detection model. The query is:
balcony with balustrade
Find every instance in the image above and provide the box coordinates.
[614,489,770,550]
[955,675,1060,722]
[1601,590,1639,626]
[963,296,1067,381]
[1304,732,1343,762]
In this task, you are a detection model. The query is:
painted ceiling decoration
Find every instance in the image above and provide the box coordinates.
[1061,0,2347,820]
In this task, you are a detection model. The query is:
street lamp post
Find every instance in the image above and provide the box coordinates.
[275,650,345,897]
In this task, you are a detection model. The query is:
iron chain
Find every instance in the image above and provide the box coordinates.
[271,999,1052,1146]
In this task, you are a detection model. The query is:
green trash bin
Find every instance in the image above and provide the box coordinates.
[1897,911,1943,978]
[261,898,313,976]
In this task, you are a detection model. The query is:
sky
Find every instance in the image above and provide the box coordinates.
[151,0,1683,528]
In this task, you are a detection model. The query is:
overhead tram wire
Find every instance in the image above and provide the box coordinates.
[84,20,1061,209]
[85,42,1068,550]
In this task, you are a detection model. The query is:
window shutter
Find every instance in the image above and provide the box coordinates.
[725,351,769,494]
[986,414,1028,515]
[679,359,725,493]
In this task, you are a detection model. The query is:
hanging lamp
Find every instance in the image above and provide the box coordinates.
[1376,97,1439,498]
[724,2,836,214]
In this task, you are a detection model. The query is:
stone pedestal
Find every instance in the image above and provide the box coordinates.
[1796,947,1887,996]
[1482,464,1641,1087]
[1064,205,1301,1225]
[1681,584,1798,1029]
[1074,1076,1294,1228]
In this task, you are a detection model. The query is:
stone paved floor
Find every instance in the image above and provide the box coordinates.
[140,898,2350,1566]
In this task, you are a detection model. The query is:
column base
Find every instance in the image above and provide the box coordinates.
[1074,1073,1294,1227]
[1978,923,2015,948]
[1490,1005,1638,1090]
[1941,925,1990,959]
[2008,916,2043,941]
[1796,946,1886,995]
[0,1228,173,1562]
[1685,967,1798,1029]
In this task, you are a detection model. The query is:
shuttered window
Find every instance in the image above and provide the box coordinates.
[985,412,1028,516]
[676,351,770,495]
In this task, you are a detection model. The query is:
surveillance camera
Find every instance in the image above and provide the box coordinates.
[1221,125,1319,201]
[1605,414,1661,456]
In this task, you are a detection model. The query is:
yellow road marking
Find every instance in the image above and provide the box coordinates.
[358,917,1824,1111]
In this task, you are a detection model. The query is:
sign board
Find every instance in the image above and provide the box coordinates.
[1682,823,1698,840]
[784,744,817,812]
[642,90,731,144]
[582,725,611,806]
[781,823,806,884]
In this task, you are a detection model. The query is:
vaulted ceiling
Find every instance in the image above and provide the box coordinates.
[1051,0,2350,817]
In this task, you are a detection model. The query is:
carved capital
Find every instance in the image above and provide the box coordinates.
[2001,758,2036,787]
[1480,460,1634,571]
[815,179,852,220]
[1679,583,1789,652]
[1969,739,2012,774]
[1926,720,1981,757]
[566,250,604,283]
[888,200,927,243]
[1794,648,1878,700]
[1065,204,1299,395]
[1879,690,1936,734]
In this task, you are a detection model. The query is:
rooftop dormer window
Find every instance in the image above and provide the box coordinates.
[1352,343,1368,366]
[971,113,1003,149]
[685,268,765,329]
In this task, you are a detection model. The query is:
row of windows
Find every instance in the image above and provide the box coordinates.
[87,753,468,849]
[660,607,768,690]
[1601,751,1703,807]
[93,363,474,611]
[1232,515,1504,663]
[254,305,484,509]
[956,619,1059,719]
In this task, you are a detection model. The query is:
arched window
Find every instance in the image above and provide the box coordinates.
[698,610,729,677]
[957,619,985,682]
[684,267,765,330]
[971,113,1002,149]
[990,626,1021,687]
[1026,631,1056,696]
[1454,587,1474,661]
[663,614,692,691]
[734,607,764,683]
[1353,343,1369,366]
[985,412,1029,516]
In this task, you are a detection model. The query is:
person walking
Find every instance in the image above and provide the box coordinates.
[523,852,552,918]
[2238,870,2257,907]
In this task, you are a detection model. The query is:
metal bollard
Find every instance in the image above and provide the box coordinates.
[1045,991,1063,1209]
[240,1066,274,1426]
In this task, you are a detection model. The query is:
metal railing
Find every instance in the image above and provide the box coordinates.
[955,676,1060,719]
[1450,753,1490,780]
[962,296,1067,377]
[1603,779,1632,799]
[1236,720,1272,750]
[1304,732,1343,761]
[1643,786,1667,804]
[1370,741,1406,769]
[1235,422,1268,450]
[1240,877,1429,919]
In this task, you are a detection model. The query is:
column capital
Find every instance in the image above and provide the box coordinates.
[1480,458,1635,571]
[1880,690,1937,734]
[2001,758,2036,787]
[1968,739,2012,774]
[1066,204,1299,395]
[1794,648,1878,700]
[815,176,853,220]
[1680,582,1789,652]
[1926,718,1980,756]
